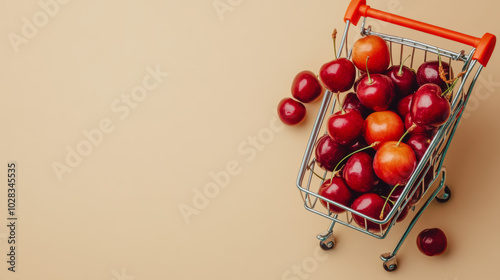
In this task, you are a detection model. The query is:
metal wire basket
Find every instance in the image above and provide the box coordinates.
[295,0,496,271]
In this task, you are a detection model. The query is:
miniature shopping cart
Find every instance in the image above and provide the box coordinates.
[296,0,496,271]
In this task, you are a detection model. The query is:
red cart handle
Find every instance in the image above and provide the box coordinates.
[344,0,496,67]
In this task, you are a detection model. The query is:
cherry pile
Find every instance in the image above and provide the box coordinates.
[279,30,456,256]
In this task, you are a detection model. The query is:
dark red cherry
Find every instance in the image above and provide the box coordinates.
[315,134,349,172]
[342,152,378,193]
[318,177,354,214]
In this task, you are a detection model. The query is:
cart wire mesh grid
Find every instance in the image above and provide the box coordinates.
[295,0,495,272]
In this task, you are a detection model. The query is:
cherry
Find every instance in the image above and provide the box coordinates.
[277,98,306,125]
[410,83,451,128]
[373,137,417,186]
[394,203,410,223]
[327,109,365,145]
[351,193,391,232]
[364,111,405,149]
[342,92,372,118]
[417,228,448,256]
[385,189,411,223]
[357,57,395,111]
[342,152,378,193]
[351,35,390,74]
[315,134,349,172]
[319,58,356,93]
[387,184,422,207]
[353,72,367,92]
[397,93,413,118]
[404,113,437,136]
[347,137,374,157]
[406,133,432,162]
[421,165,435,192]
[319,28,356,94]
[318,177,354,214]
[385,56,418,98]
[416,60,452,92]
[291,70,323,103]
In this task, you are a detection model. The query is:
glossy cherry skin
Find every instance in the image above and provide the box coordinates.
[353,73,367,92]
[315,134,349,172]
[405,113,437,136]
[397,93,413,118]
[343,92,372,118]
[410,83,451,128]
[417,228,447,256]
[351,193,391,232]
[277,98,306,125]
[351,35,390,73]
[385,65,418,98]
[318,177,354,214]
[373,141,417,186]
[407,133,432,162]
[291,70,323,103]
[319,58,356,93]
[416,61,452,92]
[342,152,378,193]
[364,111,405,149]
[327,109,365,145]
[357,74,395,111]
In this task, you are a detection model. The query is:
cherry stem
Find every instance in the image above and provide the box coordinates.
[330,166,343,181]
[441,79,457,97]
[380,184,400,219]
[441,71,465,97]
[332,28,338,59]
[437,48,451,90]
[310,169,327,181]
[335,93,345,114]
[365,56,373,84]
[397,55,412,76]
[379,195,396,204]
[396,124,416,147]
[330,141,380,180]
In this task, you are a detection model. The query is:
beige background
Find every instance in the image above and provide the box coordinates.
[1,0,499,279]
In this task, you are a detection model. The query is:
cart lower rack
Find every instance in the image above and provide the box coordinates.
[296,0,495,272]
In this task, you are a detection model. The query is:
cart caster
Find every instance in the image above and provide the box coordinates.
[383,262,398,272]
[380,253,397,272]
[436,185,451,203]
[318,235,335,251]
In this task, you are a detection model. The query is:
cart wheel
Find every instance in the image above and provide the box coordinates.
[381,253,397,272]
[436,186,451,203]
[319,235,335,251]
[319,240,334,250]
[383,262,398,272]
